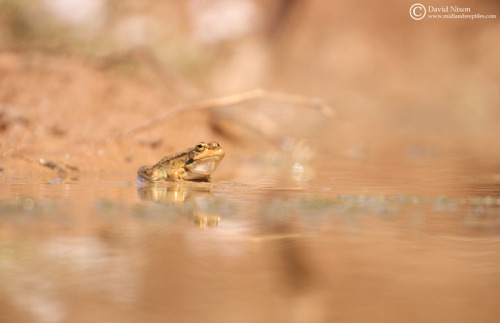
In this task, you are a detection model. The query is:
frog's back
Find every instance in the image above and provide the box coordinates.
[154,149,192,170]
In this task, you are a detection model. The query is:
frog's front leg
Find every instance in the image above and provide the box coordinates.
[168,168,187,182]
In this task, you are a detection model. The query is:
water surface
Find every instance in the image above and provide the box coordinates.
[1,161,500,323]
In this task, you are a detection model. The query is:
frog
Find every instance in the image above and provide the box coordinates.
[137,141,225,182]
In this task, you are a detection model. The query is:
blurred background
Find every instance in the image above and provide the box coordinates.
[1,0,499,190]
[1,0,500,191]
[1,1,500,322]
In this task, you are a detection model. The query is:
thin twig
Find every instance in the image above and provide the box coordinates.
[122,89,334,138]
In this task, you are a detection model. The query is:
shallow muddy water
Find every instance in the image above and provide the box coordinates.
[1,159,500,323]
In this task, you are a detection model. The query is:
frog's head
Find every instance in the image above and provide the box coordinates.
[185,141,225,176]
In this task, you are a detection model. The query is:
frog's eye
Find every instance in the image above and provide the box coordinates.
[211,141,220,148]
[196,143,206,152]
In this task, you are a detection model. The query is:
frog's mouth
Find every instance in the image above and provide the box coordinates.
[185,156,223,176]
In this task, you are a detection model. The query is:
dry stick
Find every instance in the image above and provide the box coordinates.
[122,89,334,139]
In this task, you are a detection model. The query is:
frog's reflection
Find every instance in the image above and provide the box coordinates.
[137,183,222,228]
